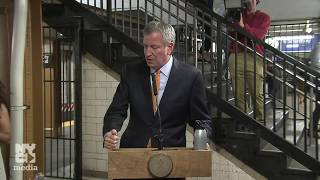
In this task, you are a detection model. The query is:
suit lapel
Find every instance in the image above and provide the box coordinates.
[139,62,154,122]
[159,58,180,109]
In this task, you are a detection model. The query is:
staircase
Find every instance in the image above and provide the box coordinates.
[42,0,320,179]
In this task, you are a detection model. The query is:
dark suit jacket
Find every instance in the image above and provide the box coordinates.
[103,57,212,148]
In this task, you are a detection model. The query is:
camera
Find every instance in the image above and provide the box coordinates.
[225,0,251,22]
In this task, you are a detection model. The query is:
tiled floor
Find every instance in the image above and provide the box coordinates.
[45,126,75,179]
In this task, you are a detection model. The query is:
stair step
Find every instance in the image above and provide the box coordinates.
[83,30,108,62]
[265,108,289,132]
[111,42,140,57]
[197,60,216,72]
[262,119,305,151]
[280,119,305,144]
[232,131,257,139]
[281,167,316,180]
[258,149,286,157]
[42,3,78,26]
[293,135,320,168]
[256,150,287,169]
[42,3,65,17]
[288,158,311,172]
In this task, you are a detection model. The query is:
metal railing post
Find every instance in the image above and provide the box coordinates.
[74,16,83,180]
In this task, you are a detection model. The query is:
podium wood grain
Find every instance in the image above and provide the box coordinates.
[108,148,212,179]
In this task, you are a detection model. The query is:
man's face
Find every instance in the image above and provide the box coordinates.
[247,0,257,12]
[143,32,174,70]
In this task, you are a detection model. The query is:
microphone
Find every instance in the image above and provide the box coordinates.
[151,72,163,150]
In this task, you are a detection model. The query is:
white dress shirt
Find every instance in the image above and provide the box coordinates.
[150,56,173,105]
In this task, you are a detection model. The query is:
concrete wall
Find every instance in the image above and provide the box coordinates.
[81,55,265,180]
[259,0,320,21]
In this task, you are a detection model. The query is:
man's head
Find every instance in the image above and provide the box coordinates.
[143,21,175,70]
[246,0,258,13]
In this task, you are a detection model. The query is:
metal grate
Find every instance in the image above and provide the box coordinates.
[42,24,82,179]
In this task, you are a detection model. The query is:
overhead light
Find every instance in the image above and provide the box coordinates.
[271,29,302,33]
[286,44,299,48]
[270,35,314,41]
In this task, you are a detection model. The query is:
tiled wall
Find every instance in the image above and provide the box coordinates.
[82,56,121,173]
[81,56,264,180]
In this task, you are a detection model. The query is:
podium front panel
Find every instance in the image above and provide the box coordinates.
[108,148,212,179]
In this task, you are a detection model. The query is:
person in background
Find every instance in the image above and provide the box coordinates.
[0,81,10,179]
[103,21,213,151]
[228,0,270,123]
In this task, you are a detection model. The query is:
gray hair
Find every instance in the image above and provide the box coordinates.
[143,21,176,44]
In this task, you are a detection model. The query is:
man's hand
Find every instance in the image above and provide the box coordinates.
[103,129,119,150]
[237,13,245,28]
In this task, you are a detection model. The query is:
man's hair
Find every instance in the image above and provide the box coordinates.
[143,20,176,44]
[0,81,8,107]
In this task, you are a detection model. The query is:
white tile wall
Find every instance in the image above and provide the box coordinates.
[95,69,108,82]
[86,141,97,153]
[85,105,96,117]
[106,87,117,99]
[83,158,97,171]
[95,88,107,100]
[85,88,96,100]
[81,56,265,180]
[85,69,96,82]
[96,159,108,172]
[95,105,107,118]
[82,56,121,174]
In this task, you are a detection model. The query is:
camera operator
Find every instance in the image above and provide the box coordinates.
[228,0,271,123]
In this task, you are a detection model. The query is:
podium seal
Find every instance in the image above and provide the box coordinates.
[148,153,173,177]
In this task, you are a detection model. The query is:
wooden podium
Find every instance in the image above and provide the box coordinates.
[108,148,212,179]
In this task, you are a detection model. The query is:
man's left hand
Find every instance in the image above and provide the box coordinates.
[237,13,245,28]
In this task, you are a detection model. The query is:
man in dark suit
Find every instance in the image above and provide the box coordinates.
[103,21,212,150]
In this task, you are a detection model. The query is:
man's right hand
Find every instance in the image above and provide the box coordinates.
[103,129,119,150]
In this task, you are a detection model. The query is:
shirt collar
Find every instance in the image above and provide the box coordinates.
[159,56,173,77]
[150,55,173,77]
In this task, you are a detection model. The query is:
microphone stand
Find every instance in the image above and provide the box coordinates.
[155,108,164,150]
[151,72,164,150]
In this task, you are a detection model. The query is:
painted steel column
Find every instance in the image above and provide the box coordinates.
[9,0,28,179]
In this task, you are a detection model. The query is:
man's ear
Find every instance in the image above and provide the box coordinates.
[167,42,175,55]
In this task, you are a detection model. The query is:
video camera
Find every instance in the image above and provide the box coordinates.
[225,0,251,22]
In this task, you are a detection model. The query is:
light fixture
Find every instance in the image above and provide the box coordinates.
[270,35,313,41]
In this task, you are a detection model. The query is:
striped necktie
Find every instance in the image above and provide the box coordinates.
[152,70,160,113]
[147,69,160,148]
